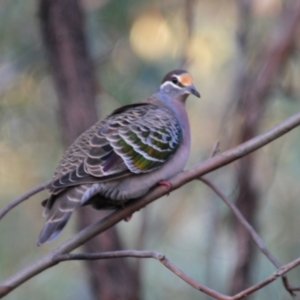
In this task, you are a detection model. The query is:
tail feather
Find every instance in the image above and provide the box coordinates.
[37,186,85,246]
[37,212,72,245]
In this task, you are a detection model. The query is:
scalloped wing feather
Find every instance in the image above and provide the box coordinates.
[50,103,182,192]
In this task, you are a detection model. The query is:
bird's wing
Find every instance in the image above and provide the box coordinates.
[50,103,182,192]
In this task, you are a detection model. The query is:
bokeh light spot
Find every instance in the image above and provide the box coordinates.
[130,12,172,61]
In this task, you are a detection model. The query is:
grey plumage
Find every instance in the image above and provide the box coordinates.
[37,69,200,245]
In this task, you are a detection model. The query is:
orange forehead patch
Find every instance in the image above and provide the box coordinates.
[178,73,193,86]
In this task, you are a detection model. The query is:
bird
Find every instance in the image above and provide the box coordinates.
[37,69,200,246]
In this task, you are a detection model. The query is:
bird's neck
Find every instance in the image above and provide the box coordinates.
[153,92,191,140]
[170,98,190,134]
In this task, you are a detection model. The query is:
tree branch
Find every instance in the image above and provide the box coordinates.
[54,250,300,300]
[55,250,231,300]
[200,177,281,267]
[1,112,300,297]
[231,257,300,300]
[0,181,50,221]
[200,177,296,296]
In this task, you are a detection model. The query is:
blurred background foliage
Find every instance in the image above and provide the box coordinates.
[0,0,300,299]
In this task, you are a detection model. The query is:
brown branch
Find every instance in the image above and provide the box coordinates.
[55,250,160,261]
[55,250,231,300]
[200,177,281,267]
[1,112,300,297]
[53,250,300,300]
[231,257,300,300]
[183,256,290,297]
[209,141,220,158]
[200,177,297,296]
[0,181,50,221]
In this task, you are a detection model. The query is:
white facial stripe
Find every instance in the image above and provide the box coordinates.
[160,81,181,90]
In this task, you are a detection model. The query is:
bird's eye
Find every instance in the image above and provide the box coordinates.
[171,77,178,84]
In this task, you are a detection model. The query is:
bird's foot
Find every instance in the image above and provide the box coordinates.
[158,180,172,195]
[120,203,133,222]
[124,214,132,222]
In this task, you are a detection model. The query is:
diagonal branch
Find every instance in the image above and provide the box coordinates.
[1,111,300,297]
[200,177,297,296]
[0,181,51,221]
[231,257,300,300]
[200,177,281,267]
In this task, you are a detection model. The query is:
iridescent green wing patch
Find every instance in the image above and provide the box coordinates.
[107,105,182,173]
[60,103,183,179]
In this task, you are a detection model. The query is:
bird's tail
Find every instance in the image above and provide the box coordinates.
[37,186,86,246]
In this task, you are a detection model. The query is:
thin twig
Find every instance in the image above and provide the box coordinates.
[231,257,300,300]
[209,141,220,158]
[55,250,231,300]
[53,250,300,300]
[200,177,281,267]
[55,250,159,261]
[1,112,300,297]
[0,181,50,221]
[200,177,297,296]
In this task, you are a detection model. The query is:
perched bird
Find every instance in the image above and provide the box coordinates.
[37,70,200,246]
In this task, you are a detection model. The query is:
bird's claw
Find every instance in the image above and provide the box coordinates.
[158,180,172,195]
[124,215,132,222]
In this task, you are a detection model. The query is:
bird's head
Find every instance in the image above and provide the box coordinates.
[159,70,200,102]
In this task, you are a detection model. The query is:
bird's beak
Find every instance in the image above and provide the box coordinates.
[188,84,201,98]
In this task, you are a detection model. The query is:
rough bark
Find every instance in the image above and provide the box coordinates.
[39,0,139,299]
